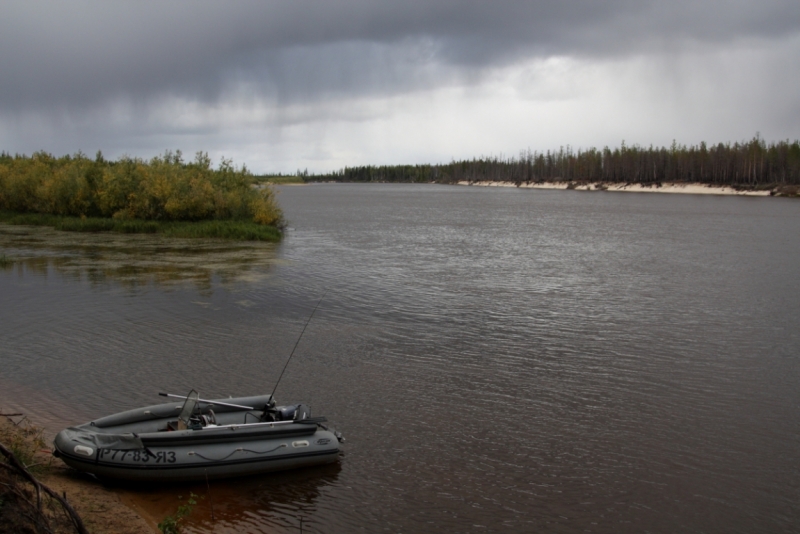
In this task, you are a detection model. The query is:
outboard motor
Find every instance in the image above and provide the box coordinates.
[260,397,278,422]
[275,404,311,421]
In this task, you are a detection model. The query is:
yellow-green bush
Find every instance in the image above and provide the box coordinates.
[0,150,283,227]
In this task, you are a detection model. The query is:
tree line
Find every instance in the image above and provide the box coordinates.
[307,136,800,189]
[0,150,283,226]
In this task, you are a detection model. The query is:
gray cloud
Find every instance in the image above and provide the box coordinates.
[1,1,799,170]
[2,1,798,111]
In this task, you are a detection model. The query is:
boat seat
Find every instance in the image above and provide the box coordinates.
[165,418,207,431]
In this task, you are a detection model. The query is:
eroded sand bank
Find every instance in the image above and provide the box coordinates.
[458,181,772,196]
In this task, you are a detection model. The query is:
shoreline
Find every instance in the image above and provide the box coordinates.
[457,181,775,196]
[0,210,283,242]
[0,381,165,532]
[0,408,158,533]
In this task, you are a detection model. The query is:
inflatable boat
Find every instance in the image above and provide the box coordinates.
[53,391,343,482]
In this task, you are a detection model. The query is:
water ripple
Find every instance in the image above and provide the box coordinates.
[1,185,799,532]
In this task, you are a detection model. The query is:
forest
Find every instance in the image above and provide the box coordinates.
[0,151,284,239]
[307,136,800,192]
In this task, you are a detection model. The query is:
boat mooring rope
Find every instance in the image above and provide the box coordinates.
[187,443,288,462]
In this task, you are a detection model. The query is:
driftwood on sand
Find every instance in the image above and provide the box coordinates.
[0,417,88,534]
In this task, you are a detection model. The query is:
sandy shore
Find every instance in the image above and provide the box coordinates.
[0,384,159,533]
[0,414,157,533]
[457,181,773,196]
[42,469,159,533]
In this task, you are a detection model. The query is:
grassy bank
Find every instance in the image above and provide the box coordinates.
[0,416,70,534]
[0,210,281,241]
[1,413,153,534]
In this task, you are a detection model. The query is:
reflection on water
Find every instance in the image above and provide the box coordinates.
[0,224,281,290]
[123,463,343,534]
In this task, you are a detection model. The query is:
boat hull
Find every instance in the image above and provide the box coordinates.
[55,430,339,482]
[53,395,341,482]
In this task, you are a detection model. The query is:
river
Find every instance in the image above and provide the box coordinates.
[1,184,799,533]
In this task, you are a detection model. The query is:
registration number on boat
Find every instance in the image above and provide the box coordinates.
[98,449,177,463]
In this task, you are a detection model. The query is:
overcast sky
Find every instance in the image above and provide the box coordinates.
[2,1,799,173]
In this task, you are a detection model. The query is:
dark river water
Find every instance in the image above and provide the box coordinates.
[1,184,799,533]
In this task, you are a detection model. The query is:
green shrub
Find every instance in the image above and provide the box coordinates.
[0,151,284,230]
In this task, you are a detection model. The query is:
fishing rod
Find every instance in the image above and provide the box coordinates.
[269,291,327,402]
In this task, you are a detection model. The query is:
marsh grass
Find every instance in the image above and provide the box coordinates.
[160,220,281,240]
[0,417,48,475]
[0,210,281,241]
[158,493,200,534]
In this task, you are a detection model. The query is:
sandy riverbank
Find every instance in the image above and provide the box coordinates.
[0,381,159,533]
[0,413,157,533]
[458,181,774,196]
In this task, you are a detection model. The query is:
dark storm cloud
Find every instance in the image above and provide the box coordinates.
[2,0,798,112]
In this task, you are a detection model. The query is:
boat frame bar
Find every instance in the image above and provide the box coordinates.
[206,420,296,431]
[158,393,256,411]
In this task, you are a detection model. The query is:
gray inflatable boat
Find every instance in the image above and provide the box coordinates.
[53,391,343,482]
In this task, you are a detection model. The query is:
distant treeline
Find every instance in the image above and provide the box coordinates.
[308,136,800,189]
[0,151,283,227]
